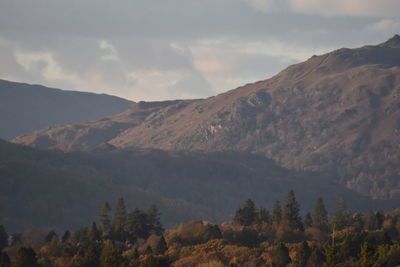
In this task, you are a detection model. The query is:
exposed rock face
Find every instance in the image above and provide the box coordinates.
[13,36,400,200]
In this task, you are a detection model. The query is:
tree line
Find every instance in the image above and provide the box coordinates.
[0,192,400,266]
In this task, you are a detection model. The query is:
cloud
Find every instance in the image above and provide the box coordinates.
[241,0,288,13]
[288,0,400,17]
[366,19,400,35]
[242,0,400,17]
[0,1,396,102]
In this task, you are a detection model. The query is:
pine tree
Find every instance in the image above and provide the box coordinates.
[303,213,313,229]
[283,190,303,231]
[272,243,291,267]
[99,240,125,267]
[294,241,311,267]
[45,230,58,243]
[99,202,111,236]
[331,196,350,230]
[112,198,127,234]
[307,246,325,267]
[0,251,10,267]
[13,247,38,267]
[257,208,271,224]
[359,242,374,267]
[147,205,163,235]
[61,230,71,242]
[125,208,150,240]
[312,198,328,231]
[233,199,257,226]
[0,226,7,251]
[272,200,282,224]
[155,236,168,255]
[89,222,102,241]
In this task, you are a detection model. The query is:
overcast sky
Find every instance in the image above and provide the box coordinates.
[0,0,399,101]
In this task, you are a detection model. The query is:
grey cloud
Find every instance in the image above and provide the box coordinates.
[0,1,398,101]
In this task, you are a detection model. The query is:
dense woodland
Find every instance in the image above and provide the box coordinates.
[1,139,396,233]
[1,191,400,267]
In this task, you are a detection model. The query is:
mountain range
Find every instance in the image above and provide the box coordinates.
[12,35,400,201]
[0,79,133,140]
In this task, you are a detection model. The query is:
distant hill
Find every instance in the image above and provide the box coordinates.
[0,79,133,139]
[0,139,396,232]
[13,35,400,200]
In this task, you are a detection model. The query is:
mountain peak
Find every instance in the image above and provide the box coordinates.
[379,34,400,48]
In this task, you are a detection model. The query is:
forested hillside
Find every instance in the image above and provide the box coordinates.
[0,139,395,233]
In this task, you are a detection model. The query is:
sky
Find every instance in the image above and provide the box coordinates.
[0,0,399,101]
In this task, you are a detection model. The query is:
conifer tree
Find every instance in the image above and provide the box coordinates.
[45,230,58,243]
[125,208,149,239]
[294,241,311,267]
[307,246,325,267]
[303,213,313,229]
[257,208,271,224]
[100,240,125,267]
[272,200,282,224]
[13,247,38,267]
[312,197,328,231]
[272,243,291,266]
[155,236,168,255]
[112,198,127,233]
[147,205,164,235]
[283,190,303,231]
[359,242,374,267]
[99,202,111,236]
[61,230,71,242]
[233,199,256,226]
[0,226,7,251]
[331,196,350,230]
[0,251,10,267]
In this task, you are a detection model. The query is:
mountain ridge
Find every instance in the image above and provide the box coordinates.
[0,79,134,139]
[12,35,400,200]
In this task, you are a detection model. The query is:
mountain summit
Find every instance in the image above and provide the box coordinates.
[13,36,400,200]
[379,34,400,48]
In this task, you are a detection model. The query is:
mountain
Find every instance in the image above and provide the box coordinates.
[0,79,133,139]
[12,35,400,200]
[0,139,395,232]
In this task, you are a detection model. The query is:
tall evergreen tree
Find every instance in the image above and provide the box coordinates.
[45,230,58,243]
[257,208,271,224]
[155,236,168,255]
[99,202,111,236]
[13,247,38,267]
[0,251,10,267]
[312,197,328,231]
[272,200,282,224]
[307,246,325,267]
[331,196,350,230]
[112,198,127,234]
[283,190,303,231]
[0,226,7,251]
[61,230,71,242]
[294,241,311,267]
[147,205,164,235]
[303,213,313,229]
[125,208,150,240]
[271,243,291,267]
[233,199,257,226]
[99,240,125,267]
